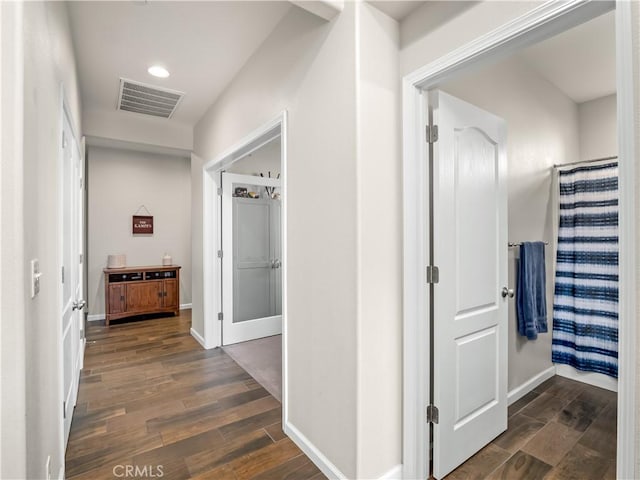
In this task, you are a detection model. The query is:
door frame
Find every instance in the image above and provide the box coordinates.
[402,2,636,479]
[202,110,288,410]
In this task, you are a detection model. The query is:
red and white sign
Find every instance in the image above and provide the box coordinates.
[132,215,153,234]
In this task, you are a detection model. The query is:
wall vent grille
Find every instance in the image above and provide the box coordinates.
[117,78,184,119]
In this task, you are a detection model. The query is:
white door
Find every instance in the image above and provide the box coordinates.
[431,90,508,478]
[61,111,84,446]
[222,172,282,345]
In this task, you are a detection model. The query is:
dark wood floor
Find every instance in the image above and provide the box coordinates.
[445,375,617,480]
[66,310,325,480]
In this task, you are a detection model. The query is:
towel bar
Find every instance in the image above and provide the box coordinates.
[508,242,549,247]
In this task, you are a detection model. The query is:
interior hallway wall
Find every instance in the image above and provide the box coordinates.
[439,55,582,392]
[22,2,83,478]
[355,4,402,478]
[579,94,617,161]
[193,5,359,476]
[87,145,192,318]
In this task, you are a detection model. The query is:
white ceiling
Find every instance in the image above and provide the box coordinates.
[518,10,616,104]
[68,1,291,127]
[69,1,615,137]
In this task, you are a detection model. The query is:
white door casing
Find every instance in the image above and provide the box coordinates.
[431,90,508,478]
[222,172,282,345]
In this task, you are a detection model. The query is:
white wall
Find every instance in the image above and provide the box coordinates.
[227,137,281,176]
[87,145,192,318]
[355,4,402,478]
[194,5,360,477]
[579,93,617,161]
[441,56,581,391]
[400,1,540,76]
[83,108,193,151]
[0,3,26,478]
[21,2,83,478]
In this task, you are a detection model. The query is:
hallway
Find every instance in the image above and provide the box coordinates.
[65,311,324,480]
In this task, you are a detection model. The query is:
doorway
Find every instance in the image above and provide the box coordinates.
[402,2,635,479]
[202,112,287,407]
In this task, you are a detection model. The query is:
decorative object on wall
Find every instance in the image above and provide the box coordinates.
[107,254,126,268]
[132,205,154,235]
[259,171,280,198]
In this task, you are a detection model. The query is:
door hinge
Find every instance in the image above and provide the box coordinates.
[217,187,222,196]
[63,401,66,419]
[217,250,223,258]
[62,131,67,148]
[426,124,439,144]
[426,265,439,284]
[79,253,83,264]
[426,405,439,424]
[218,312,223,321]
[61,266,65,283]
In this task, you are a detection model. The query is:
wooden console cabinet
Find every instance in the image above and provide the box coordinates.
[104,265,181,326]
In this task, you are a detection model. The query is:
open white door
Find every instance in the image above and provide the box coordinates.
[221,172,282,345]
[431,90,508,478]
[61,110,84,446]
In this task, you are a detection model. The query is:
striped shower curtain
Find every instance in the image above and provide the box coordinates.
[552,161,619,378]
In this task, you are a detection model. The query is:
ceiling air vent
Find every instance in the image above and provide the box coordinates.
[117,78,184,119]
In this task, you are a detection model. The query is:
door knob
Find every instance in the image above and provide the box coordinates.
[501,287,514,298]
[273,259,281,269]
[72,299,86,311]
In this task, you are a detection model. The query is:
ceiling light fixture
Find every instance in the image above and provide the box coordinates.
[148,65,170,78]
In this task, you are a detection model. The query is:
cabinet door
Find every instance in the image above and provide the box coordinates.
[108,284,126,314]
[163,279,178,309]
[126,281,162,313]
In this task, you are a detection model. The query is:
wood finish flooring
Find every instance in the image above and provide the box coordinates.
[66,311,325,480]
[445,375,617,480]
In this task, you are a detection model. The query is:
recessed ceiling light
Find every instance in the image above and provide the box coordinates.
[148,65,169,78]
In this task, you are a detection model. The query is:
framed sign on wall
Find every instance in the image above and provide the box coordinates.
[132,215,154,234]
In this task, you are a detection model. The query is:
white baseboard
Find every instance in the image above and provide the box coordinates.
[379,464,402,479]
[284,421,347,479]
[555,364,618,392]
[180,303,192,310]
[190,328,207,349]
[508,366,556,405]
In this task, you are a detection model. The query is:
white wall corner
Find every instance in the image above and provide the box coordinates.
[189,327,207,349]
[507,366,556,405]
[378,464,403,480]
[289,0,343,21]
[284,421,347,479]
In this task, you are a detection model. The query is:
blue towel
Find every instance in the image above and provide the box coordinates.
[516,242,548,340]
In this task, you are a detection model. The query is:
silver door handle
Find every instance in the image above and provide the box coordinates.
[501,287,514,298]
[273,259,281,269]
[73,300,86,311]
